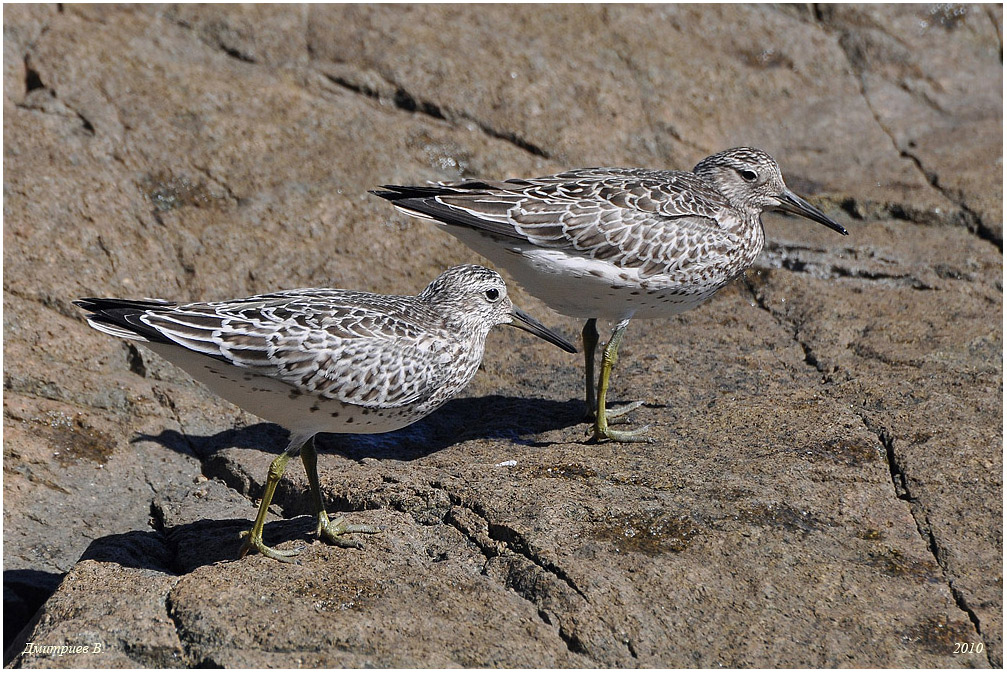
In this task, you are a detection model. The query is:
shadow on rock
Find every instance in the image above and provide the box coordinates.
[326,395,585,461]
[137,395,585,463]
[132,421,290,459]
[3,569,66,663]
[75,516,390,576]
[76,395,587,576]
[76,521,308,574]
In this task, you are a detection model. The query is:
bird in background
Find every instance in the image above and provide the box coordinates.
[77,265,576,562]
[373,147,848,442]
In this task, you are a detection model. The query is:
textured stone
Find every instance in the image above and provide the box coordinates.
[4,4,1000,668]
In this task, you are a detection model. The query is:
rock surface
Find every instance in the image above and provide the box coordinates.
[4,4,1001,668]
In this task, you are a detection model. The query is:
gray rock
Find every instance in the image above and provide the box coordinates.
[4,4,1000,667]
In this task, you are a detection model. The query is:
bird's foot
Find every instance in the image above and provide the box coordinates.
[238,529,302,564]
[603,400,646,422]
[316,511,381,549]
[584,399,645,423]
[590,402,653,443]
[592,421,653,443]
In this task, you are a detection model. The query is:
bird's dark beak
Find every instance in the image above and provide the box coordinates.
[776,189,848,235]
[509,308,577,353]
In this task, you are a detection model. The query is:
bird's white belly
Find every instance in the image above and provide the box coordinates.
[146,343,422,435]
[443,227,726,321]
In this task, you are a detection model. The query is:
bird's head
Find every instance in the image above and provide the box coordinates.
[693,147,847,235]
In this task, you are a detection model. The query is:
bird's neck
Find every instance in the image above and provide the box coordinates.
[417,331,489,415]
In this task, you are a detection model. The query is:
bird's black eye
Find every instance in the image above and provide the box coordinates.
[484,288,500,301]
[739,168,758,182]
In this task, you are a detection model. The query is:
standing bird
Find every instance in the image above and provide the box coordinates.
[76,265,576,562]
[373,148,848,442]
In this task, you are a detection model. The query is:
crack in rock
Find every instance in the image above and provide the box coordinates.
[163,589,195,667]
[24,56,44,93]
[741,276,825,376]
[818,14,999,251]
[147,499,186,578]
[427,485,611,660]
[16,55,96,135]
[320,70,551,159]
[440,490,587,600]
[126,343,147,377]
[744,270,993,664]
[164,12,257,64]
[858,415,991,665]
[898,150,999,251]
[756,246,935,289]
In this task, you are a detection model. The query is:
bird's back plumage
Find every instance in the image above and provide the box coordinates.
[374,167,741,270]
[79,291,456,407]
[374,164,763,321]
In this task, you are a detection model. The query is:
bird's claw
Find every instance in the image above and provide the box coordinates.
[316,512,381,549]
[238,529,303,563]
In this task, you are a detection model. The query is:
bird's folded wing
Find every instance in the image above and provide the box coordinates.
[380,169,736,278]
[141,299,448,408]
[435,196,733,278]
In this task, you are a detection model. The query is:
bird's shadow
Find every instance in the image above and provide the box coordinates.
[136,394,585,462]
[87,395,585,575]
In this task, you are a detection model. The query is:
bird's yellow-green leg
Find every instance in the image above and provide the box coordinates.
[300,438,380,548]
[594,318,651,443]
[583,319,645,423]
[238,440,304,563]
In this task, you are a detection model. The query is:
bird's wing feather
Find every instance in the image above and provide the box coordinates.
[79,293,450,408]
[375,168,736,278]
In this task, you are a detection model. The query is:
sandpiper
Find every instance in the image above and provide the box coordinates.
[77,265,576,562]
[373,148,848,442]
